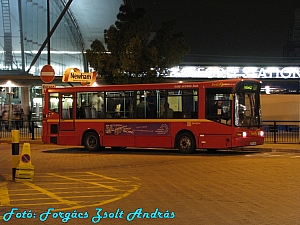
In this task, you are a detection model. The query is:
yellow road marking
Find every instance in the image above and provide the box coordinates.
[0,172,141,212]
[0,182,10,206]
[58,183,140,211]
[2,202,77,207]
[0,182,9,221]
[22,181,78,206]
[47,173,121,191]
[86,172,129,182]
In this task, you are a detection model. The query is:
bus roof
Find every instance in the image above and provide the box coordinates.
[46,78,261,93]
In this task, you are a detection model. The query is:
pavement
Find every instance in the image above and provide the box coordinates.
[1,138,300,153]
[241,143,300,153]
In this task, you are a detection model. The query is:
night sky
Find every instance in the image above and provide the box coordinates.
[130,0,300,57]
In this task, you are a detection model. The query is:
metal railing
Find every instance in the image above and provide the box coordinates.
[0,120,42,140]
[263,121,300,143]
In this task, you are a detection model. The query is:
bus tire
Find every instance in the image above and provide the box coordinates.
[177,132,195,154]
[83,132,100,151]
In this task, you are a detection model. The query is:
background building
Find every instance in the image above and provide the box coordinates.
[285,8,300,58]
[0,0,122,121]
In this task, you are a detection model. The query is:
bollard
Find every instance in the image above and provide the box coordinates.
[31,121,34,140]
[11,130,20,181]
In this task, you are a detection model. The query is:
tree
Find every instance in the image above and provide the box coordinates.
[86,4,189,84]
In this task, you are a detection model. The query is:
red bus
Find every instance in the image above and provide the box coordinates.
[42,78,264,153]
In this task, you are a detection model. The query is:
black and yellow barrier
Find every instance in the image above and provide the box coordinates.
[11,130,20,181]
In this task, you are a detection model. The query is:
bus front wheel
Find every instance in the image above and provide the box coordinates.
[83,132,100,151]
[177,132,195,154]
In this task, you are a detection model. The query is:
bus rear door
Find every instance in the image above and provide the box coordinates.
[58,93,76,144]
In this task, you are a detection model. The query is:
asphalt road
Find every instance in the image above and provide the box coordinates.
[0,143,300,225]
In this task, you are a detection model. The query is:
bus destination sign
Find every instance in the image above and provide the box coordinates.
[243,85,257,91]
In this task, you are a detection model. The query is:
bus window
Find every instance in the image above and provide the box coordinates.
[61,93,73,119]
[119,91,134,118]
[77,92,96,107]
[182,89,198,118]
[136,91,148,118]
[167,90,180,118]
[77,92,102,119]
[158,90,166,118]
[166,89,198,119]
[49,93,59,113]
[206,88,232,124]
[92,92,104,112]
[146,90,158,118]
[106,91,122,118]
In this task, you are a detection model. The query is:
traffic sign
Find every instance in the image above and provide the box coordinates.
[42,84,56,94]
[21,154,31,163]
[40,64,55,83]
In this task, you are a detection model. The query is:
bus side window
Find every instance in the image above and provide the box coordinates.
[182,90,198,119]
[119,91,134,118]
[136,96,148,118]
[61,94,74,119]
[49,93,59,112]
[147,99,157,118]
[76,106,83,119]
[205,89,232,124]
[166,89,198,119]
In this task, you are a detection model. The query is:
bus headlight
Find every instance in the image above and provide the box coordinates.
[236,132,247,137]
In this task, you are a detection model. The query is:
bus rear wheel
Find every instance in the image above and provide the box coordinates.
[177,132,195,154]
[83,132,100,151]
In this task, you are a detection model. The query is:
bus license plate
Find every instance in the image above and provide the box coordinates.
[250,142,257,146]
